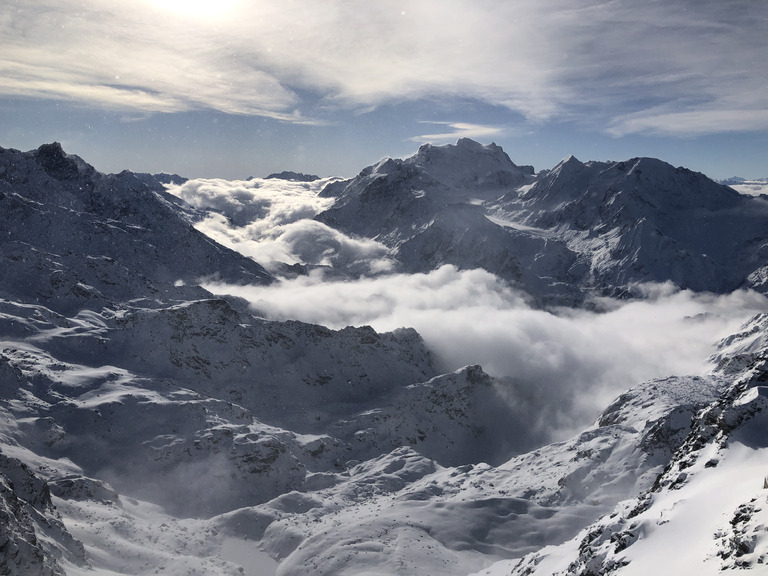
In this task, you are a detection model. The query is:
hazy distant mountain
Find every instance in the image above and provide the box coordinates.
[718,176,768,186]
[316,139,564,299]
[2,141,768,574]
[264,171,321,181]
[719,176,768,197]
[131,171,188,187]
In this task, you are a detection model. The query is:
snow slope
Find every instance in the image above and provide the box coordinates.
[480,314,768,575]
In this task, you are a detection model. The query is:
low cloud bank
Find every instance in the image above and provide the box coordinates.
[174,177,768,447]
[728,181,768,197]
[166,177,394,274]
[205,267,768,445]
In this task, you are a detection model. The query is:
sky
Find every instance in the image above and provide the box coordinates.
[1,0,767,180]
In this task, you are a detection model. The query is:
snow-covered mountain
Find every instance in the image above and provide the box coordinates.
[0,142,272,315]
[493,314,768,575]
[2,141,768,575]
[316,139,578,303]
[317,140,768,304]
[499,156,768,297]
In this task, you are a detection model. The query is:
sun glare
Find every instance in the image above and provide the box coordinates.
[148,0,242,20]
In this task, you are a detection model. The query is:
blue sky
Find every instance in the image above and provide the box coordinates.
[1,0,767,180]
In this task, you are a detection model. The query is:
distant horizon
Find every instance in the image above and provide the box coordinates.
[2,1,766,181]
[5,137,766,184]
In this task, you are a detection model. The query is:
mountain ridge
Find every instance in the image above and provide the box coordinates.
[2,140,768,574]
[0,143,273,315]
[312,140,768,306]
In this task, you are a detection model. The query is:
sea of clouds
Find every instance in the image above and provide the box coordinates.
[170,177,395,274]
[169,178,768,445]
[727,180,768,197]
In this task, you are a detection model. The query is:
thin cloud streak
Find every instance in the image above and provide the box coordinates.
[1,0,308,120]
[409,122,505,143]
[608,108,768,137]
[3,0,767,137]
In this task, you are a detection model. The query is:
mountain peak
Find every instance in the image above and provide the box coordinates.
[556,153,583,168]
[455,137,485,150]
[406,139,533,189]
[372,157,402,175]
[413,138,513,164]
[34,142,84,180]
[32,142,98,184]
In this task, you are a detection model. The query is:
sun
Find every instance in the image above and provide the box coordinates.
[147,0,242,20]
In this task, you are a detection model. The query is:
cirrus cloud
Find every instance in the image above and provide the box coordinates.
[3,0,767,137]
[409,122,506,144]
